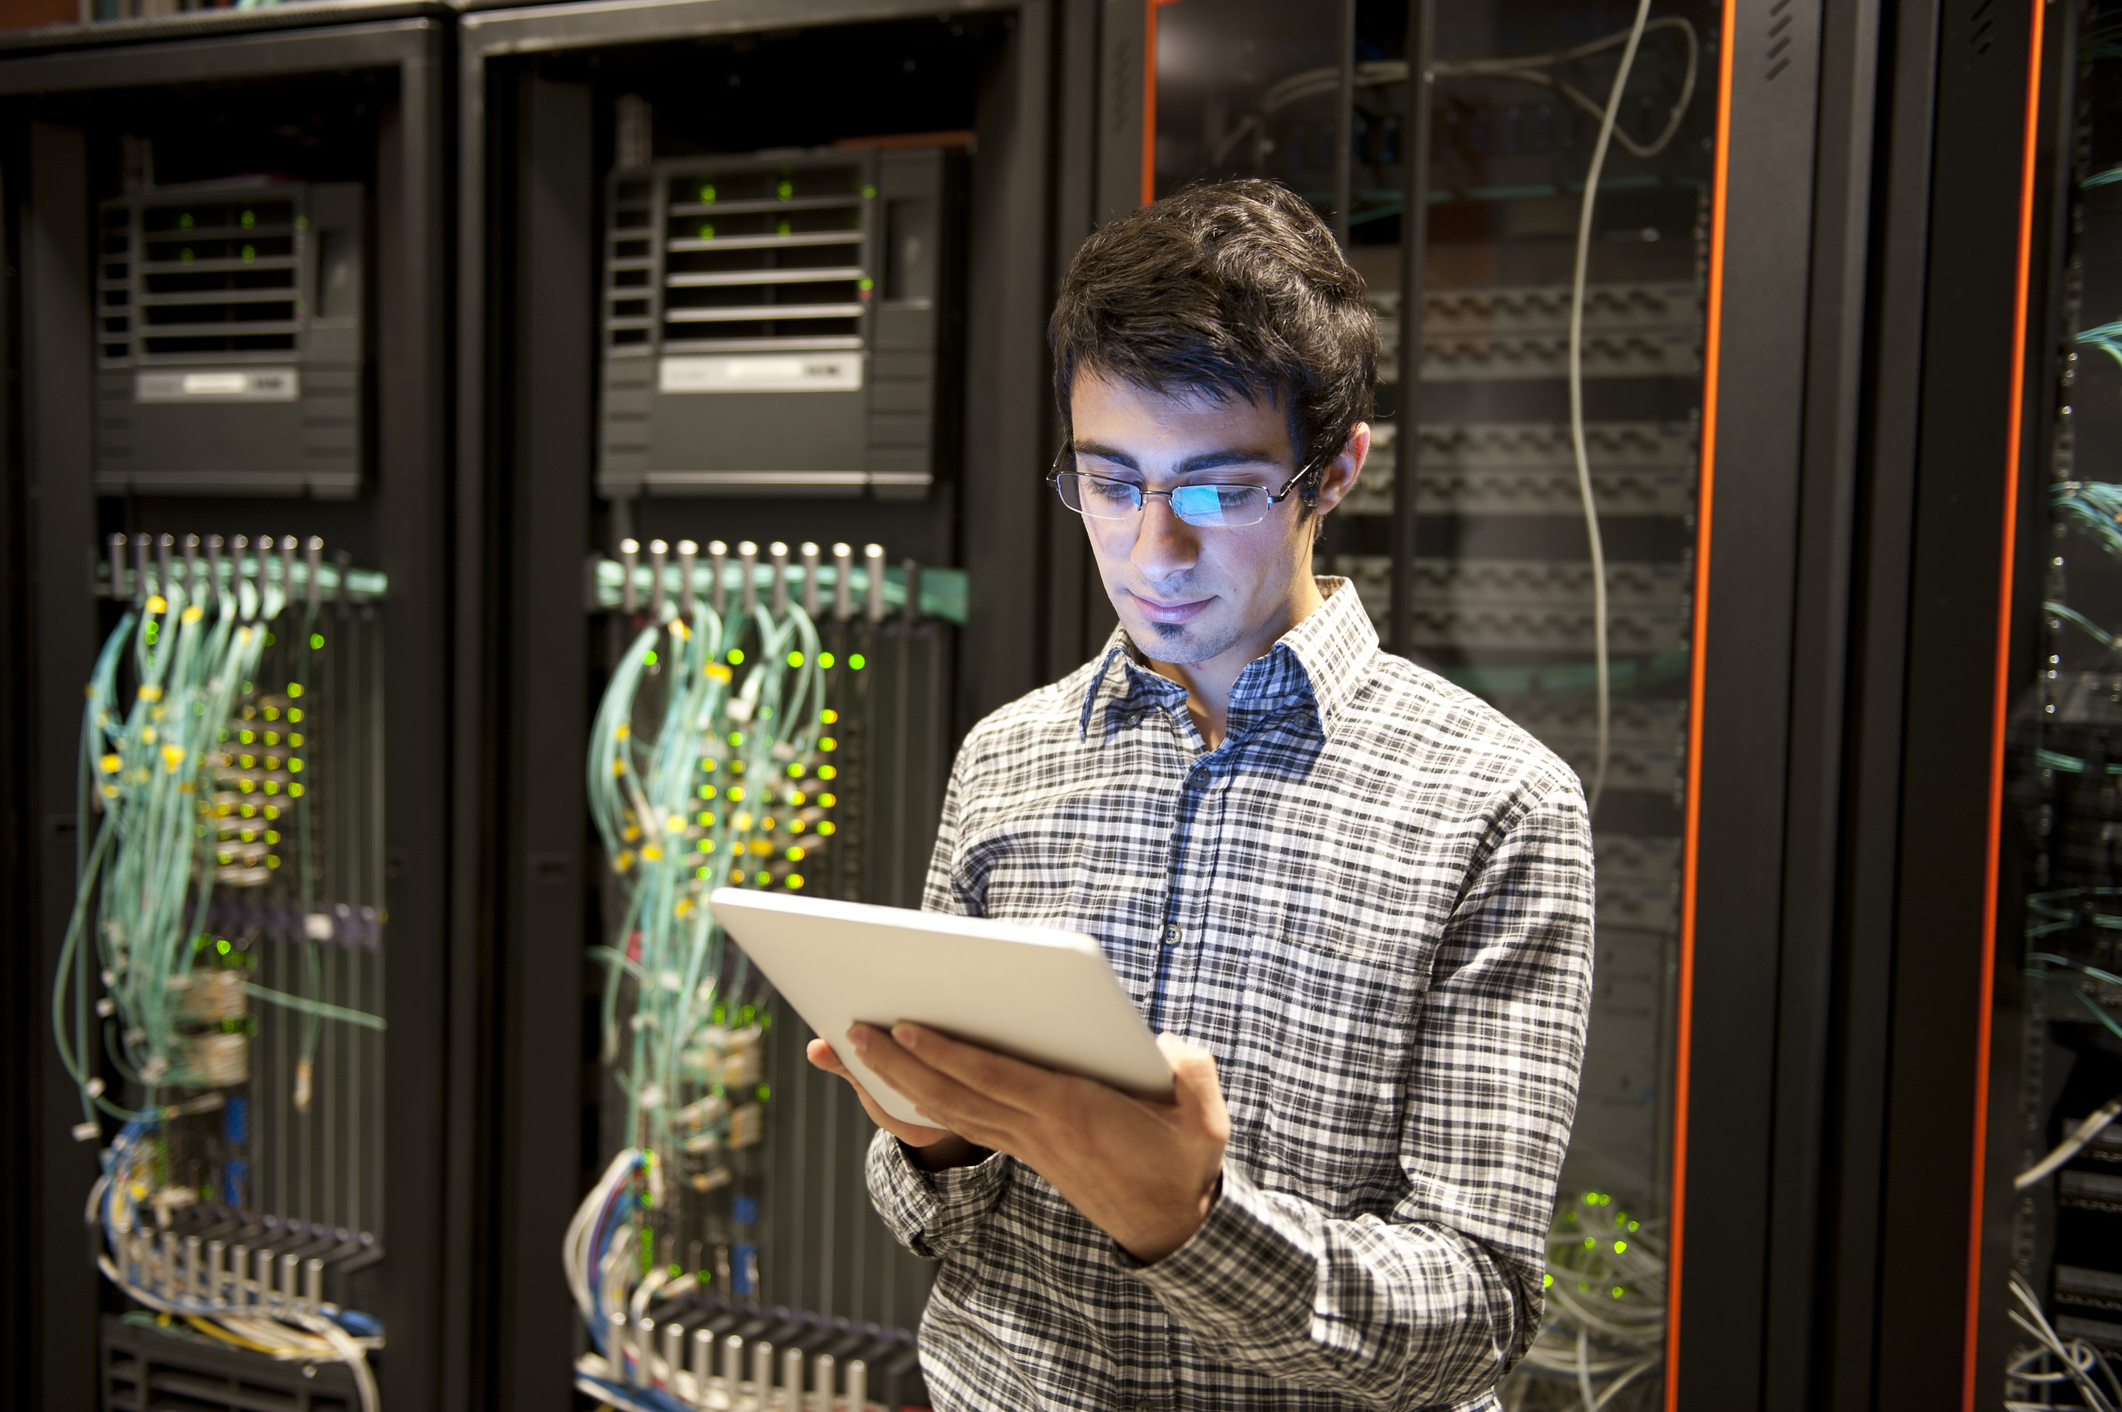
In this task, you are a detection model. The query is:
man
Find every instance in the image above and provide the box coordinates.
[807,180,1592,1410]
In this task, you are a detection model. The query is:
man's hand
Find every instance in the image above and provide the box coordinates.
[810,1022,1230,1263]
[804,1037,983,1170]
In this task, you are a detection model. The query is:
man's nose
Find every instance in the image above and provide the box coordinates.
[1130,495,1200,584]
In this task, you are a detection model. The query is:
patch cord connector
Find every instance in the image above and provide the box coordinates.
[576,1319,887,1412]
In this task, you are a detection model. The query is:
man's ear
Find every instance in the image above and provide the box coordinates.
[1308,423,1370,517]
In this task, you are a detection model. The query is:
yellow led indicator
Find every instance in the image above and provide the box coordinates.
[820,737,837,752]
[728,649,745,665]
[817,766,837,781]
[821,708,838,724]
[786,874,804,889]
[288,684,303,698]
[819,793,836,809]
[787,651,804,667]
[819,654,836,670]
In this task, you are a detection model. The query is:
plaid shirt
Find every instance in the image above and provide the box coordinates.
[867,578,1593,1411]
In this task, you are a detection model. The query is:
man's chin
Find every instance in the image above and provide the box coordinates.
[1125,613,1233,666]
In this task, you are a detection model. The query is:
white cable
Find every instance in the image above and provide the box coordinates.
[1569,0,1655,818]
[2016,1094,2122,1190]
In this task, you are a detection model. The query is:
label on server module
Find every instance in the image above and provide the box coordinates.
[658,354,863,394]
[136,369,301,403]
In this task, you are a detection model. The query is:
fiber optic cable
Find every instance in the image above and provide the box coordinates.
[1566,0,1658,819]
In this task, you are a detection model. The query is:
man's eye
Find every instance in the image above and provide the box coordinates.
[1088,479,1139,502]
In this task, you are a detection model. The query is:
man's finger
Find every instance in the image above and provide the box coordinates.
[852,1024,1036,1137]
[888,1023,1061,1111]
[810,1037,955,1146]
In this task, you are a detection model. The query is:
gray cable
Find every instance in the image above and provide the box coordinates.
[1568,0,1655,818]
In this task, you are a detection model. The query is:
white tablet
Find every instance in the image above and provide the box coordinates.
[707,888,1174,1126]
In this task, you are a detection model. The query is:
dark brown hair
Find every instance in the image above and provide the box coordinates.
[1048,179,1378,503]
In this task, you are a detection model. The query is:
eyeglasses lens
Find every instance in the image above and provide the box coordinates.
[1053,472,1267,528]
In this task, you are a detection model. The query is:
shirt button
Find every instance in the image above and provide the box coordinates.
[1161,925,1180,947]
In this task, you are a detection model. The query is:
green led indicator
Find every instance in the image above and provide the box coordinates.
[727,648,744,665]
[241,210,256,229]
[644,650,658,666]
[216,938,231,956]
[180,248,194,264]
[241,245,256,263]
[775,220,792,237]
[310,633,324,650]
[699,183,716,204]
[296,216,309,230]
[776,180,793,200]
[861,184,877,199]
[859,277,875,291]
[698,223,715,240]
[756,1084,770,1103]
[178,212,194,230]
[787,650,804,667]
[849,653,866,671]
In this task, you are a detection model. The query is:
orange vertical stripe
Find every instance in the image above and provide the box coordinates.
[1664,1,1736,1406]
[1142,1,1160,207]
[1964,2,2047,1405]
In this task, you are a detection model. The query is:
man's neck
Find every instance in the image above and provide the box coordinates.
[1145,575,1326,750]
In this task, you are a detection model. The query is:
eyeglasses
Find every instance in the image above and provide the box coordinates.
[1046,449,1325,529]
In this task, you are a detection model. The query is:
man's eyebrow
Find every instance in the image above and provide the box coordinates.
[1071,442,1283,476]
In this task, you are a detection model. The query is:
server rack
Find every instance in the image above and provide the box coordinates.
[0,9,460,1411]
[1876,0,2122,1408]
[456,3,1136,1408]
[1146,1,1898,1408]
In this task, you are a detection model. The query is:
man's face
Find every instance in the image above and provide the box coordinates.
[1066,370,1363,671]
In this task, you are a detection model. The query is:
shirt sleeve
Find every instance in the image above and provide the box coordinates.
[864,1126,1016,1260]
[1124,776,1594,1407]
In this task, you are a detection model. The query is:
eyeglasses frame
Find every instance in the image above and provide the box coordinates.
[1044,442,1337,529]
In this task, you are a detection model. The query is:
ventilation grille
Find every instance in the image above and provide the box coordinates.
[99,195,302,364]
[607,161,872,354]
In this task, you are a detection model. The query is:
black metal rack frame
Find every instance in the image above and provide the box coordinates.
[452,1,1145,1407]
[0,9,455,1410]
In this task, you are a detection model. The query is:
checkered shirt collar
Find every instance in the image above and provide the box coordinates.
[1076,576,1376,743]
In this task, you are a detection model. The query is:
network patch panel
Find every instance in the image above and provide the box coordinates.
[1370,284,1702,385]
[1504,700,1687,800]
[1340,421,1695,519]
[1335,555,1689,655]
